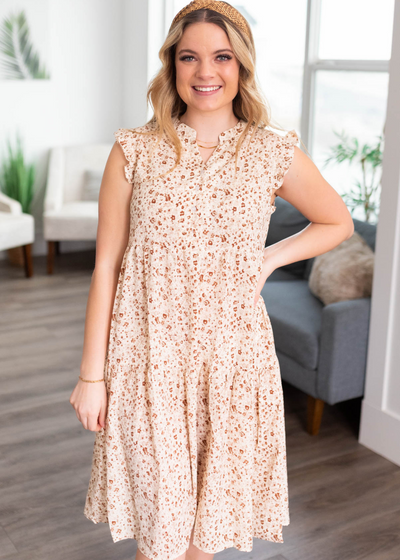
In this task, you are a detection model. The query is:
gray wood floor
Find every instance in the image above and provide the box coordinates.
[1,251,399,560]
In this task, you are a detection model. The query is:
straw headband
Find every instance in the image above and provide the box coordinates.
[171,0,251,39]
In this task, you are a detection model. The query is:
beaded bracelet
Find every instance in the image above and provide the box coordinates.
[79,376,105,383]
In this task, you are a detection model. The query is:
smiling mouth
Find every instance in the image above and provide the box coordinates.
[192,85,222,92]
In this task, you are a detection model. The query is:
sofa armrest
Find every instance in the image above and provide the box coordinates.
[0,192,22,215]
[44,147,65,213]
[317,298,371,405]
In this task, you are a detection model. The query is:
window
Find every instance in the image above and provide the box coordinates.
[303,0,394,221]
[313,71,388,209]
[319,0,394,60]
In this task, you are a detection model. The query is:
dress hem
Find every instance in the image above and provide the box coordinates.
[83,509,289,556]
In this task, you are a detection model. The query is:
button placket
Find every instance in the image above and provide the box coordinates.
[174,117,246,237]
[192,167,206,214]
[196,168,204,193]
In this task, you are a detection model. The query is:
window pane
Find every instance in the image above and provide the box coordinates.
[319,0,395,60]
[313,71,388,223]
[173,0,307,131]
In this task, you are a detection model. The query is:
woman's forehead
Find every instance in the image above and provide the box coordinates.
[180,21,229,41]
[177,23,231,50]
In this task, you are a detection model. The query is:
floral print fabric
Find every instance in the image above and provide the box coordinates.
[83,117,299,559]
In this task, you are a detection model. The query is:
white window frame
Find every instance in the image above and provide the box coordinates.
[302,0,390,154]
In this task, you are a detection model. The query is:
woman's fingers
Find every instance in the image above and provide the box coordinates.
[98,402,107,429]
[74,405,101,431]
[69,380,108,431]
[77,410,87,430]
[253,272,266,307]
[88,413,100,432]
[253,253,277,307]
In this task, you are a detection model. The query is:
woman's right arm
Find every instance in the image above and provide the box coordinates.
[69,139,134,432]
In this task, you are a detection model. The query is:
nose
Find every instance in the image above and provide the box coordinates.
[195,59,215,81]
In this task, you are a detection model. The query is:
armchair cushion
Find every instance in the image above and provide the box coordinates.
[261,279,324,370]
[0,192,34,250]
[308,231,374,305]
[265,197,311,278]
[0,192,22,215]
[44,201,98,240]
[0,212,34,251]
[81,169,103,201]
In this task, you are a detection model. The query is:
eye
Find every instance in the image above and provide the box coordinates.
[178,54,233,62]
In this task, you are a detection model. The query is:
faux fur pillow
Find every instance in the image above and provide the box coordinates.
[308,231,374,305]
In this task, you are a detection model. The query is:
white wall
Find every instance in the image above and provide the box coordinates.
[0,0,150,258]
[359,0,400,466]
[122,0,149,129]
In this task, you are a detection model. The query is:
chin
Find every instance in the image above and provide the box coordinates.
[190,98,227,110]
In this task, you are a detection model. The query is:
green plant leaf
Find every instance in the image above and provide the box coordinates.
[0,10,50,79]
[322,128,383,222]
[0,131,36,213]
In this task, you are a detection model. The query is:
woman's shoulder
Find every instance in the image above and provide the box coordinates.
[113,121,158,162]
[114,120,157,142]
[256,125,299,148]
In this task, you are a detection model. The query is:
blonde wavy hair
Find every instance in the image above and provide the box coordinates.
[132,7,306,178]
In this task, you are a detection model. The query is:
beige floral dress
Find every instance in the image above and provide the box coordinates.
[83,116,299,559]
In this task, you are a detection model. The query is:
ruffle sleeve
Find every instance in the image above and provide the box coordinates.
[114,128,138,184]
[268,129,299,215]
[272,129,299,192]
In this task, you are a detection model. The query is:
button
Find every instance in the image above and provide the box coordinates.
[200,169,205,177]
[192,204,197,212]
[195,185,200,191]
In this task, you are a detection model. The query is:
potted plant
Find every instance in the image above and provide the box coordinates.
[0,132,35,265]
[322,130,383,224]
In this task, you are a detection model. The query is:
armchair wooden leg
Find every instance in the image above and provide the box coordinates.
[22,244,33,277]
[307,395,325,435]
[47,241,55,274]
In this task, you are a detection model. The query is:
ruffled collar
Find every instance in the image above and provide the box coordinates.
[173,116,246,144]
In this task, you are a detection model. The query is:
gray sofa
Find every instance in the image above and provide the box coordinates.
[261,197,376,435]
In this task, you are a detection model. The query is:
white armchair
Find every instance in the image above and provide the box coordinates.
[0,192,35,277]
[43,142,112,273]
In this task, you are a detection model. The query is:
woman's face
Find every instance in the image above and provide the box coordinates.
[175,22,240,115]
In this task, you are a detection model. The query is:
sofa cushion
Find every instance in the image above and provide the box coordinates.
[261,279,323,370]
[308,231,374,305]
[267,268,298,282]
[353,218,376,251]
[266,197,311,278]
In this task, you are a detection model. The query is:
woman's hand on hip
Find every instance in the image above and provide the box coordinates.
[253,247,277,307]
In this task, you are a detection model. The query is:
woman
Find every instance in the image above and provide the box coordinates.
[70,2,354,559]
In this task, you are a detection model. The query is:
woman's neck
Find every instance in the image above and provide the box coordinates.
[179,110,239,143]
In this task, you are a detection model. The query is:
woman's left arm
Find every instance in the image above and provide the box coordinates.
[254,146,354,306]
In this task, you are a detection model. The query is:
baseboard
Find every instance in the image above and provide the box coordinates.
[359,400,400,466]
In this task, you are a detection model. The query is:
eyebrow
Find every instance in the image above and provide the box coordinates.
[177,48,234,55]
